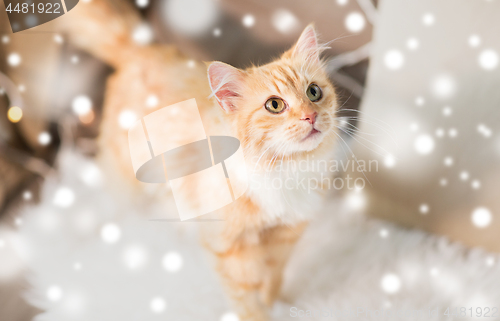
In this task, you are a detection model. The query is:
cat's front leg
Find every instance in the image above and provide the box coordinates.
[213,232,271,321]
[259,222,309,306]
[206,221,308,320]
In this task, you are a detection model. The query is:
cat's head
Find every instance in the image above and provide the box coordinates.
[208,24,337,158]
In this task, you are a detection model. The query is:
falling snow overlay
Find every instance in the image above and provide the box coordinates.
[15,151,228,321]
[347,0,500,247]
[1,0,500,319]
[10,151,500,321]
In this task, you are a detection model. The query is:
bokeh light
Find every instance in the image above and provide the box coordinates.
[431,74,456,99]
[7,106,23,123]
[162,251,183,272]
[384,154,396,168]
[53,187,75,208]
[471,207,492,228]
[272,9,299,34]
[14,218,22,226]
[53,34,63,44]
[242,14,255,28]
[379,229,389,238]
[25,14,38,28]
[221,312,240,321]
[38,132,52,146]
[150,297,167,313]
[414,134,434,154]
[132,23,153,46]
[477,124,492,138]
[123,245,148,270]
[471,180,481,189]
[407,38,419,50]
[136,0,149,8]
[414,96,425,106]
[443,157,454,167]
[22,191,32,200]
[164,0,219,36]
[47,286,63,302]
[448,128,458,138]
[7,53,21,67]
[101,223,122,244]
[422,13,435,26]
[146,94,159,108]
[380,273,401,294]
[478,49,499,70]
[345,12,366,33]
[80,163,103,187]
[442,106,452,117]
[419,204,429,214]
[468,34,481,48]
[72,95,92,116]
[345,191,366,210]
[118,110,138,129]
[384,50,404,70]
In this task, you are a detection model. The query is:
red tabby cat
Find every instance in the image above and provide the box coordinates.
[57,1,338,319]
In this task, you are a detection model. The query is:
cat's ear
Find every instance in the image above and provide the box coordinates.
[208,62,245,113]
[292,24,320,61]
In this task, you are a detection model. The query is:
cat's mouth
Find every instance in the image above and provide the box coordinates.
[301,128,321,141]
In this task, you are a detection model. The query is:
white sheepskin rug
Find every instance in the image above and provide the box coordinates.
[7,151,500,321]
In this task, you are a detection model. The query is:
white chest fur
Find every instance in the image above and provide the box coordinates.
[245,156,332,226]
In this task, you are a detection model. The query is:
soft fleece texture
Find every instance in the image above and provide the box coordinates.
[9,150,500,321]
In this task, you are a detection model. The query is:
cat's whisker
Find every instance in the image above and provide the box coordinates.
[337,87,355,111]
[330,129,372,187]
[335,116,395,134]
[327,33,355,45]
[334,116,398,146]
[252,143,275,175]
[336,124,368,137]
[337,120,375,136]
[335,116,392,130]
[332,130,350,160]
[336,108,397,133]
[334,125,392,158]
[265,142,288,179]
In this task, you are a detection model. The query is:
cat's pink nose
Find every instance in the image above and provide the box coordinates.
[301,112,317,125]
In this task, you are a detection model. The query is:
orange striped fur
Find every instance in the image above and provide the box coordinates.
[57,2,338,319]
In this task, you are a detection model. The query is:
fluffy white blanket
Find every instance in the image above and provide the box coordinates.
[8,151,500,321]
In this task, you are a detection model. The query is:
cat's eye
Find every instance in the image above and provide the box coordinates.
[306,83,322,102]
[265,98,286,114]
